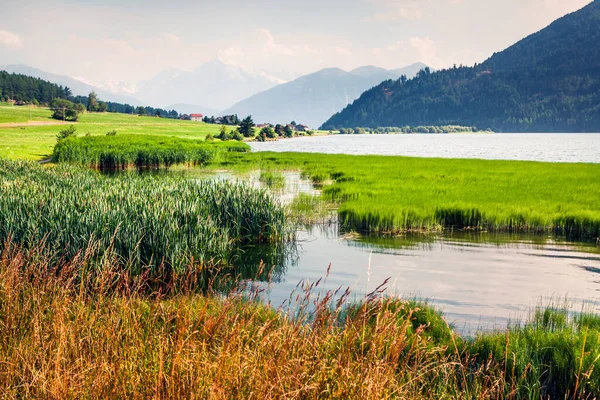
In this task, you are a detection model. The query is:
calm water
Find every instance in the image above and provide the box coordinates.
[259,227,600,335]
[207,171,600,335]
[249,133,600,163]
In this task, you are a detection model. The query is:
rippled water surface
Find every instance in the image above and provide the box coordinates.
[249,133,600,163]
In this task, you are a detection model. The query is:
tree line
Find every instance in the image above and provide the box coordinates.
[1,71,180,121]
[0,71,72,104]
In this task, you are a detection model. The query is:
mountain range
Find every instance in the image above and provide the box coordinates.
[0,60,428,125]
[322,1,600,132]
[223,63,427,128]
[133,60,286,111]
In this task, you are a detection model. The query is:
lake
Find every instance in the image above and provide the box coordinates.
[249,133,600,163]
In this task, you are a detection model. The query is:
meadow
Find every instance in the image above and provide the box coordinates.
[0,103,223,159]
[3,105,600,398]
[53,134,249,169]
[0,241,599,399]
[0,159,288,279]
[213,152,600,239]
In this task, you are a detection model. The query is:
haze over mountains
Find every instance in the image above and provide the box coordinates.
[0,60,427,126]
[322,1,600,132]
[223,63,427,128]
[0,64,144,106]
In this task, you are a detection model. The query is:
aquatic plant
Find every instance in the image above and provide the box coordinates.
[0,159,287,275]
[52,134,250,169]
[214,152,600,240]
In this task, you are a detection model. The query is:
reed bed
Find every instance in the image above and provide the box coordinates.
[0,159,288,277]
[215,152,600,240]
[52,134,249,169]
[259,170,286,189]
[1,241,599,399]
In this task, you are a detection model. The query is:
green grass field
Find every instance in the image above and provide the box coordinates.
[0,103,223,159]
[213,152,600,239]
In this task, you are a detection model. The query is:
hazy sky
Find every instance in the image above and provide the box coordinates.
[0,0,593,83]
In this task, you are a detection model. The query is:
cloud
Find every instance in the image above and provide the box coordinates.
[256,28,293,56]
[370,35,445,69]
[0,30,23,49]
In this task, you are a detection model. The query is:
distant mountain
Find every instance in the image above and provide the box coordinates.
[0,64,145,106]
[391,62,430,78]
[222,64,425,128]
[322,2,600,132]
[134,59,284,111]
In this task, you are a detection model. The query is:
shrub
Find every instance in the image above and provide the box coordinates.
[57,125,77,140]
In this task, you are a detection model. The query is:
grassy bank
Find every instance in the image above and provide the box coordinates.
[0,159,287,277]
[53,134,249,169]
[1,241,599,398]
[0,103,224,159]
[211,152,600,239]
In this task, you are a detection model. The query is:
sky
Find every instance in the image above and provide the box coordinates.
[0,0,593,84]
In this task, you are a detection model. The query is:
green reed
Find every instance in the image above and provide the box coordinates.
[211,152,600,240]
[0,159,288,274]
[52,134,250,169]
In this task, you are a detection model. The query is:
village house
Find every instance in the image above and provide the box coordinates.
[190,113,203,122]
[296,124,310,132]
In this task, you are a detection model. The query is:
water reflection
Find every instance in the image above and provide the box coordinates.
[255,225,600,336]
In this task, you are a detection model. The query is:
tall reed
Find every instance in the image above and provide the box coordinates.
[0,159,288,277]
[52,134,250,169]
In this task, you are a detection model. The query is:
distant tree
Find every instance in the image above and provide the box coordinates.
[218,125,230,141]
[232,130,244,141]
[255,130,266,142]
[283,125,293,138]
[155,110,161,117]
[50,99,80,122]
[87,92,99,112]
[239,115,255,137]
[98,101,108,112]
[260,126,276,139]
[74,103,86,113]
[274,124,284,136]
[136,106,146,116]
[290,121,297,126]
[205,133,215,141]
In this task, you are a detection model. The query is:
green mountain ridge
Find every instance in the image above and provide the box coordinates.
[322,1,600,132]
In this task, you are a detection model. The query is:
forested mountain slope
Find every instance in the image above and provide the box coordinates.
[322,1,600,132]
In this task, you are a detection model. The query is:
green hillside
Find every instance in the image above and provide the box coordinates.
[0,103,222,159]
[322,1,600,132]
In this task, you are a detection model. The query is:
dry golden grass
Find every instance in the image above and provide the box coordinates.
[1,240,598,399]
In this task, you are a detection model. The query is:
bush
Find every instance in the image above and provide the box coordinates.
[57,125,77,140]
[232,130,244,141]
[106,130,117,136]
